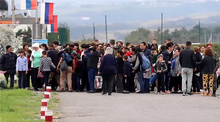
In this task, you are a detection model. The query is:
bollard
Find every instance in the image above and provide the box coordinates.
[42,99,48,107]
[41,106,48,120]
[45,110,53,122]
[46,86,51,93]
[44,92,50,102]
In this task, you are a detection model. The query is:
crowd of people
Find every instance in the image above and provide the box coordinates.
[0,39,219,97]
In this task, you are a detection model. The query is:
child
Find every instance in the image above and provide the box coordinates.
[26,50,32,89]
[75,55,84,92]
[16,50,28,89]
[123,55,131,94]
[116,50,124,93]
[152,48,159,65]
[154,54,167,94]
[39,51,56,89]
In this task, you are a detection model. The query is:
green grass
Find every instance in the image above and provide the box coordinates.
[0,89,59,122]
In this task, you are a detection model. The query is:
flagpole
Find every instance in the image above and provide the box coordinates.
[42,0,47,39]
[105,15,108,43]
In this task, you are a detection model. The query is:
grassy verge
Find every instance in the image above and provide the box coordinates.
[0,89,59,122]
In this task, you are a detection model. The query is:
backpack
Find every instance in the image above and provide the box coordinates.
[141,54,151,70]
[63,53,72,63]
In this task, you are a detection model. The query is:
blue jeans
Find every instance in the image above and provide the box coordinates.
[88,68,97,91]
[144,78,150,91]
[75,73,82,91]
[137,71,144,91]
[150,74,157,84]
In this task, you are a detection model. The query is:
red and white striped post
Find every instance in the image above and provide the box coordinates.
[42,99,48,107]
[44,92,50,102]
[45,110,53,122]
[46,86,51,93]
[41,106,48,120]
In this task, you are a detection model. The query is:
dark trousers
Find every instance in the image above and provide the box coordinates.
[129,73,135,92]
[165,73,170,91]
[4,73,15,88]
[31,68,41,90]
[157,74,165,92]
[75,73,82,91]
[123,77,129,91]
[72,73,76,90]
[102,74,114,94]
[26,71,31,88]
[192,74,200,92]
[144,78,150,92]
[199,73,203,89]
[170,76,182,92]
[43,71,51,87]
[116,74,123,92]
[81,71,89,91]
[88,68,97,91]
[18,71,26,88]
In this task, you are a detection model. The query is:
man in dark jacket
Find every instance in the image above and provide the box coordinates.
[85,47,100,93]
[0,45,17,89]
[179,41,196,96]
[140,42,151,59]
[48,44,60,89]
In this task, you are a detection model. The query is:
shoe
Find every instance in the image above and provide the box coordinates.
[202,91,207,96]
[108,93,112,96]
[88,90,96,93]
[137,91,144,94]
[160,91,164,95]
[187,93,191,96]
[34,89,39,91]
[212,94,217,97]
[102,93,107,95]
[57,88,64,92]
[165,91,171,94]
[183,92,186,96]
[208,90,213,96]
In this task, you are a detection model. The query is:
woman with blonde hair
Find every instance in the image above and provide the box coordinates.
[99,47,117,95]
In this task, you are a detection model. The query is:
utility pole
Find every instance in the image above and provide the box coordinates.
[199,20,201,43]
[105,15,108,43]
[161,13,163,45]
[11,0,15,24]
[93,23,96,41]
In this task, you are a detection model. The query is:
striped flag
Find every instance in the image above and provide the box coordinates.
[47,15,58,33]
[20,0,37,10]
[40,2,54,24]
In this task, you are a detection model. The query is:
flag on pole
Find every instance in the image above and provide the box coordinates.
[40,2,54,24]
[47,15,58,33]
[20,0,37,10]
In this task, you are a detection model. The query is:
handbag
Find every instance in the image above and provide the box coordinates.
[37,71,44,78]
[94,76,103,89]
[60,60,68,71]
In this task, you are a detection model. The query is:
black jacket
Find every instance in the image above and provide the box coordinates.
[124,61,131,76]
[0,53,17,73]
[201,56,215,74]
[179,47,196,69]
[85,49,100,69]
[75,61,84,74]
[116,57,124,74]
[194,52,202,73]
[154,61,167,74]
[48,49,59,67]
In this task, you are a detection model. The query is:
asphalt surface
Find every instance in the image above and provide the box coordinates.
[58,91,220,122]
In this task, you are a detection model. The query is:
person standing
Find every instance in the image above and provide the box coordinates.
[116,50,124,93]
[123,55,131,94]
[57,48,74,92]
[140,42,151,59]
[48,44,60,89]
[39,51,56,89]
[81,44,89,91]
[75,55,84,92]
[30,43,43,91]
[26,50,32,89]
[201,47,215,96]
[179,41,196,96]
[206,43,219,97]
[99,47,117,95]
[23,43,29,56]
[85,46,100,93]
[0,45,17,89]
[16,50,28,89]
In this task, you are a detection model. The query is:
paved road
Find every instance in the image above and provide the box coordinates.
[58,92,220,122]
